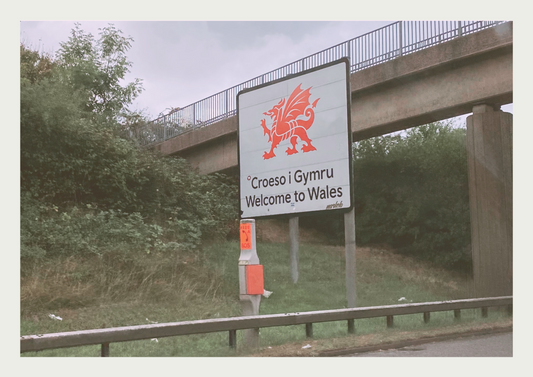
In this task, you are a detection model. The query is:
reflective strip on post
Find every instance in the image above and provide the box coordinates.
[246,265,264,295]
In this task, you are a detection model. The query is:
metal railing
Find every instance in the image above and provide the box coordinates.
[131,21,505,146]
[21,296,512,356]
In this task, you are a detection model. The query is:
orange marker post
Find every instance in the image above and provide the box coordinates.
[238,219,262,347]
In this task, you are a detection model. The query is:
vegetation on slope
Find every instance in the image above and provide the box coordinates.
[302,122,472,271]
[21,25,238,263]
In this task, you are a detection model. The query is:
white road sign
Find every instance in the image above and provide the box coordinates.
[238,58,353,218]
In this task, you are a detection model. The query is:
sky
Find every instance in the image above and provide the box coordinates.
[19,19,514,125]
[20,20,396,119]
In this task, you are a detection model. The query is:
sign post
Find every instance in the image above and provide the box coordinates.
[289,216,299,283]
[344,208,356,307]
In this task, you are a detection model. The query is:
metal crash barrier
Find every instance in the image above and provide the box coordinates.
[21,296,512,356]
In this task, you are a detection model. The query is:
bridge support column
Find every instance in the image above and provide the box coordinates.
[466,104,512,297]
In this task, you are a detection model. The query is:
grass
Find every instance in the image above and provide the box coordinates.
[20,240,509,357]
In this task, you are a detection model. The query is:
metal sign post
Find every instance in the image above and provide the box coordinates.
[344,208,356,308]
[238,219,263,347]
[289,216,299,283]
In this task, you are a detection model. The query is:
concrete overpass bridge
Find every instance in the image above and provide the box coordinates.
[141,21,512,176]
[136,21,513,299]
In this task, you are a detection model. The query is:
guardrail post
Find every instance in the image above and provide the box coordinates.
[101,343,109,357]
[458,21,463,37]
[229,330,237,349]
[481,307,488,318]
[423,312,430,324]
[347,319,355,334]
[454,309,461,320]
[387,315,394,328]
[305,323,313,339]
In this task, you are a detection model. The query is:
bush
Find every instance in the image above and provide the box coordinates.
[21,193,163,259]
[353,122,472,271]
[20,40,239,261]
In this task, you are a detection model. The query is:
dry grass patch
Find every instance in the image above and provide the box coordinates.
[21,250,230,318]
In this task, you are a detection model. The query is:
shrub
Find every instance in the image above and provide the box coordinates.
[21,193,163,259]
[20,40,239,261]
[353,122,472,271]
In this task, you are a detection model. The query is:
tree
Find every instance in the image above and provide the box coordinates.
[20,44,55,85]
[21,36,239,259]
[55,23,143,122]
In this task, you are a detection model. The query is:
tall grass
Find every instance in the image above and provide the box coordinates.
[21,241,503,357]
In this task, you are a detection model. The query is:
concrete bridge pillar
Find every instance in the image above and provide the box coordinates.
[466,104,512,297]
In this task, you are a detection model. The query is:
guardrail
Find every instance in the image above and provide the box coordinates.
[132,20,506,146]
[21,296,512,356]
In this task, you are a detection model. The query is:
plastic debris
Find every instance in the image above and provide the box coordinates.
[151,338,158,343]
[48,314,62,321]
[301,344,312,349]
[398,297,406,301]
[263,290,273,298]
[146,318,158,324]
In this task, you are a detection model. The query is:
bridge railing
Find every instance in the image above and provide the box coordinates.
[21,296,512,356]
[134,21,505,147]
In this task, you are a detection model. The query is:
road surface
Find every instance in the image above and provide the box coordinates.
[347,332,512,357]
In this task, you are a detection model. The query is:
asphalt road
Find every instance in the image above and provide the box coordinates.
[347,332,512,357]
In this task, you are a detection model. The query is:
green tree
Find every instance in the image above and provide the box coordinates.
[20,28,239,259]
[55,23,143,122]
[20,44,55,85]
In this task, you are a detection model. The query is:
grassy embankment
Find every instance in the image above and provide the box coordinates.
[21,229,511,357]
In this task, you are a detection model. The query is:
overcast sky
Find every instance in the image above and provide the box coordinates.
[20,19,514,125]
[20,21,398,119]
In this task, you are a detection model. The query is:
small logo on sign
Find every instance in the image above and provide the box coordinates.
[326,201,343,210]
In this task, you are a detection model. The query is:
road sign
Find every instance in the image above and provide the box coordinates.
[237,58,353,219]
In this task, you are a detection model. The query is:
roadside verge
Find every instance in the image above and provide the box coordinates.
[247,318,512,357]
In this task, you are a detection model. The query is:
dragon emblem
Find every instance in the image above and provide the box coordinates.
[260,84,320,160]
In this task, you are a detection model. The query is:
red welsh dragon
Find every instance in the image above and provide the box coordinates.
[260,84,320,160]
